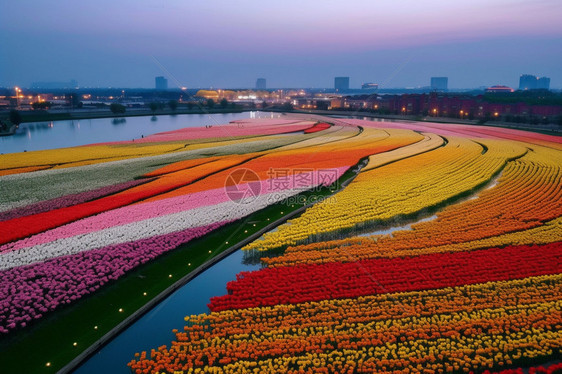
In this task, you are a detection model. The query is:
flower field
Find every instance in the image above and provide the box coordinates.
[127,118,562,373]
[4,119,395,337]
[1,116,560,373]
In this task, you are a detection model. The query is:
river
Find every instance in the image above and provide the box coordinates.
[73,248,259,374]
[0,111,279,154]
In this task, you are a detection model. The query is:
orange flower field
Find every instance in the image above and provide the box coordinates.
[1,116,560,373]
[126,117,562,373]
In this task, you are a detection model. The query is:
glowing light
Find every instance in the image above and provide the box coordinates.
[119,308,124,312]
[94,325,98,330]
[73,342,77,346]
[143,292,147,296]
[46,362,51,367]
[168,274,173,278]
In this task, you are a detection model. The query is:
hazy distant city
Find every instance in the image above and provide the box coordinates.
[2,72,561,133]
[2,0,561,131]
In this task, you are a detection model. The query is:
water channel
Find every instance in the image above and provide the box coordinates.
[0,111,279,154]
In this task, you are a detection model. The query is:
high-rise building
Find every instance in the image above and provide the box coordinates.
[519,74,537,90]
[537,77,551,90]
[430,77,448,92]
[334,77,350,91]
[519,74,551,90]
[256,78,266,90]
[155,76,168,90]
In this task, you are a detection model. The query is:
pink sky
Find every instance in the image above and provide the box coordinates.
[1,0,561,88]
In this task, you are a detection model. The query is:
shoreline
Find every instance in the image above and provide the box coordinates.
[1,108,560,138]
[0,107,246,127]
[0,124,17,137]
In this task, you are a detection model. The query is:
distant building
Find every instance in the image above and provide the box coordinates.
[430,77,448,92]
[293,98,331,110]
[361,83,379,90]
[334,77,350,91]
[519,74,551,90]
[256,78,266,90]
[537,77,551,90]
[331,92,562,119]
[485,85,514,93]
[155,76,168,90]
[519,74,537,90]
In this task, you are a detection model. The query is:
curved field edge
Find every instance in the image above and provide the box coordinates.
[0,159,362,374]
[0,130,327,213]
[244,139,527,256]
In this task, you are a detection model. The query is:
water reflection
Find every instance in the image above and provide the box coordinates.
[0,112,276,154]
[75,249,260,374]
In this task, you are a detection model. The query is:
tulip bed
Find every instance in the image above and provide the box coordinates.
[263,144,562,267]
[0,130,314,212]
[0,222,224,333]
[479,363,562,374]
[2,117,441,372]
[0,165,52,177]
[130,274,562,373]
[208,242,561,311]
[130,118,562,373]
[362,131,445,171]
[2,115,561,373]
[304,122,331,133]
[94,118,320,145]
[244,137,530,252]
[0,179,150,222]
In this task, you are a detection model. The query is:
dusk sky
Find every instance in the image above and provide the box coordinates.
[1,0,561,89]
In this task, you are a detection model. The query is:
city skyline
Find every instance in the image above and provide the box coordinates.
[1,0,561,89]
